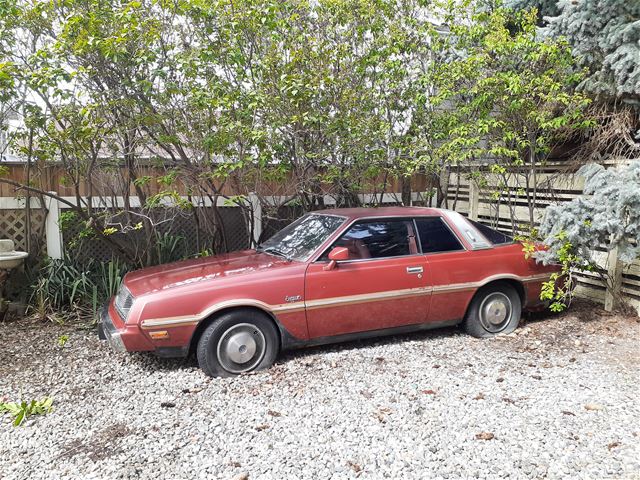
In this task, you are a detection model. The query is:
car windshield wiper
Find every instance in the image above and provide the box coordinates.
[256,246,291,261]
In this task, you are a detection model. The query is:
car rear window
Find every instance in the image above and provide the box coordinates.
[415,218,463,253]
[442,210,491,250]
[467,220,513,245]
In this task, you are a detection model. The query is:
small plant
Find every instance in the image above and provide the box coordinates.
[155,233,187,265]
[57,211,79,231]
[520,230,593,312]
[0,398,54,426]
[57,334,69,347]
[28,256,128,322]
[94,258,126,302]
[194,249,213,258]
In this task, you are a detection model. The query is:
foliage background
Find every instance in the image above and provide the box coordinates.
[0,0,637,316]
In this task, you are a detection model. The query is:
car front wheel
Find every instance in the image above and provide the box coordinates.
[196,309,279,378]
[463,282,522,338]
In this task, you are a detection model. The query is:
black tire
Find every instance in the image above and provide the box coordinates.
[196,309,279,378]
[463,282,522,338]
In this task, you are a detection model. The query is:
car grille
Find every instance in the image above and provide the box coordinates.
[114,285,134,320]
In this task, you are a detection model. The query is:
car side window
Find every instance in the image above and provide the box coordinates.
[326,220,413,260]
[415,217,463,253]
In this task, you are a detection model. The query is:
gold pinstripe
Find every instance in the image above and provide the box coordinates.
[139,272,552,330]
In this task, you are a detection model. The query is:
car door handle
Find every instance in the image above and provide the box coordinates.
[406,266,423,274]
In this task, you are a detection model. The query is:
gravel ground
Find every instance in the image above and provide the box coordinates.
[1,300,639,480]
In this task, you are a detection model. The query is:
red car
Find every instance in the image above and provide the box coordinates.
[98,207,557,377]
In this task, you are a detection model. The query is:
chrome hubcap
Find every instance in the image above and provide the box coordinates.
[226,331,257,363]
[479,292,512,333]
[217,323,266,373]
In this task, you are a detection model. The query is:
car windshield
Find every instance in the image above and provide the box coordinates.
[257,214,345,261]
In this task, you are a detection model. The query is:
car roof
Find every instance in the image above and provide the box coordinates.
[313,206,445,219]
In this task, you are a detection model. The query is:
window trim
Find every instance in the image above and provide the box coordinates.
[314,216,423,263]
[414,216,467,256]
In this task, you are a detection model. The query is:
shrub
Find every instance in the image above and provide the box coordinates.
[532,162,640,311]
[29,256,128,322]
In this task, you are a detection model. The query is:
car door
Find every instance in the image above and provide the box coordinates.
[414,216,474,323]
[304,218,431,338]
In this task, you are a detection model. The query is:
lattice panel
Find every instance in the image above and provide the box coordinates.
[62,206,252,263]
[219,207,251,251]
[0,208,47,256]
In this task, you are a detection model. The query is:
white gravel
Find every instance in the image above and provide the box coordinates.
[1,303,639,480]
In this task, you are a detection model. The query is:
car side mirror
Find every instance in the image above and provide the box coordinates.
[324,246,350,271]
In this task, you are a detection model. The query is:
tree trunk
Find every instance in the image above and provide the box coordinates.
[400,174,412,206]
[437,164,450,208]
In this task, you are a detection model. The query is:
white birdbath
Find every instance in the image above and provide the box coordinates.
[0,239,29,311]
[0,239,29,270]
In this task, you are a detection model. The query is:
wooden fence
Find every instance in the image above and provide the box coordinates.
[0,191,434,261]
[0,163,433,198]
[1,159,637,313]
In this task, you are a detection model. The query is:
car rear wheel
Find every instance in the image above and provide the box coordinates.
[196,309,279,378]
[463,282,522,338]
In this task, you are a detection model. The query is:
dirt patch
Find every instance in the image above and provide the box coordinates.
[59,423,133,461]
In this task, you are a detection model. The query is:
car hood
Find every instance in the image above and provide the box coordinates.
[123,250,298,296]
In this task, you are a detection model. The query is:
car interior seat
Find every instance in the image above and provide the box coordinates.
[343,239,371,259]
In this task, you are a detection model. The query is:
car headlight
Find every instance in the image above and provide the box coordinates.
[114,285,134,321]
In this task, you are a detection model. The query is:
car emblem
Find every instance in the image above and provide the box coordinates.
[285,295,302,303]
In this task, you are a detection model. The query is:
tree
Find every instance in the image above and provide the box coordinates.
[2,0,198,266]
[506,0,640,102]
[0,0,442,265]
[0,0,21,161]
[532,162,640,311]
[504,0,640,167]
[427,5,592,233]
[189,0,437,213]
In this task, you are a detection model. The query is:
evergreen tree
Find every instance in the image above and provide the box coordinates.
[533,161,640,311]
[505,0,640,101]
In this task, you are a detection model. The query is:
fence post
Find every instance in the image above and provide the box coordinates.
[604,246,622,312]
[45,193,63,259]
[468,180,479,220]
[248,192,262,246]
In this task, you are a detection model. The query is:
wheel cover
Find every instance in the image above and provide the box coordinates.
[478,292,512,333]
[216,323,267,374]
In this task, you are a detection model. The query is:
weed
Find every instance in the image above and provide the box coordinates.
[0,398,54,426]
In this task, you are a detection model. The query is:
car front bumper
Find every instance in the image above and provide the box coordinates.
[97,305,127,352]
[97,302,182,355]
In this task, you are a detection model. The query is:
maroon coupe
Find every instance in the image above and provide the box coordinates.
[98,207,558,377]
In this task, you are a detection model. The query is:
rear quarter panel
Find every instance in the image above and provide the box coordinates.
[426,243,558,322]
